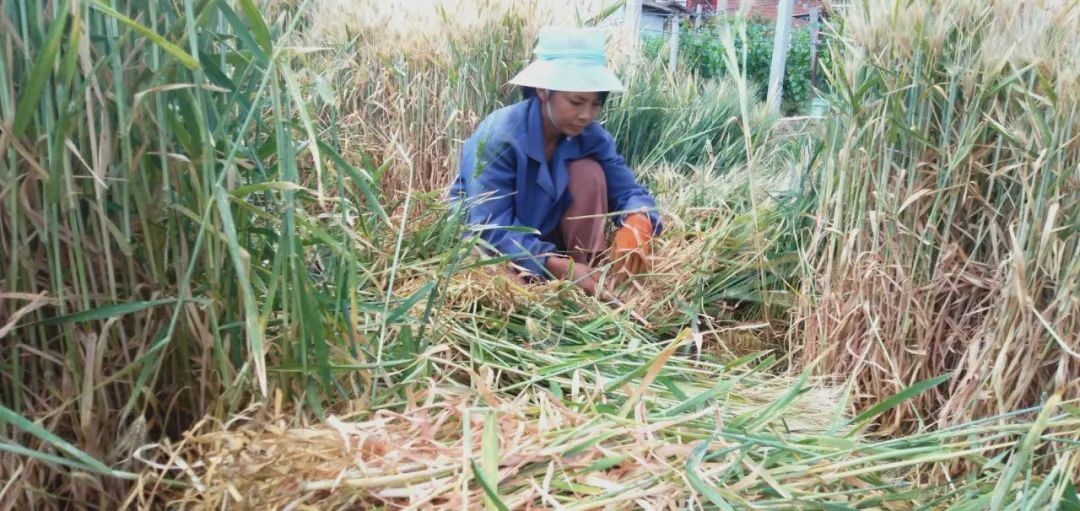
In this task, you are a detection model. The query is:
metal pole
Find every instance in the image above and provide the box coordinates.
[766,0,795,114]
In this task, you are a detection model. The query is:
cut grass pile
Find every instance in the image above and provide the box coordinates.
[139,340,1078,509]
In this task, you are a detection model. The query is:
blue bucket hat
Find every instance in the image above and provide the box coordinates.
[509,26,625,93]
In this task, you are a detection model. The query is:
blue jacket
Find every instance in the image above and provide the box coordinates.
[449,97,661,277]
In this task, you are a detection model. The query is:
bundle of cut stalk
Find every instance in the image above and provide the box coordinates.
[796,0,1080,435]
[140,363,1080,509]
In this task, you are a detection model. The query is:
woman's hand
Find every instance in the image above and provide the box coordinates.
[611,213,653,275]
[545,256,603,297]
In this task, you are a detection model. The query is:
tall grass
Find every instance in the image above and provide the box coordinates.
[796,0,1080,434]
[604,70,772,175]
[0,0,399,506]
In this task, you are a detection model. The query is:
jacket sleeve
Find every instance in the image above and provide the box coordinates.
[461,138,555,277]
[590,127,664,234]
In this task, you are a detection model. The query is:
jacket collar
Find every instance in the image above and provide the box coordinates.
[524,97,547,163]
[524,98,559,199]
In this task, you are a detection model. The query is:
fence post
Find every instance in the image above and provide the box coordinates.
[669,16,680,71]
[766,0,795,114]
[809,6,821,88]
[625,0,642,48]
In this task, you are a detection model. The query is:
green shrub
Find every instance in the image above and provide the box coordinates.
[647,17,831,115]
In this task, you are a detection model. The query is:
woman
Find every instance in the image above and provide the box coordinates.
[449,26,661,297]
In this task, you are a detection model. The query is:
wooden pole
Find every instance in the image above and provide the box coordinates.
[766,0,795,114]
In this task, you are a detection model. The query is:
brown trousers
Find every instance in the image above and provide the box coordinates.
[543,158,609,265]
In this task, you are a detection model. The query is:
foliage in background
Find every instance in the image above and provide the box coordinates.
[322,1,772,198]
[796,0,1080,437]
[324,1,534,196]
[646,16,830,115]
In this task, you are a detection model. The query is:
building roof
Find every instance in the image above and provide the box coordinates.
[642,0,693,16]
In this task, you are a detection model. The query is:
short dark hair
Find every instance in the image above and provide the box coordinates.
[521,87,610,105]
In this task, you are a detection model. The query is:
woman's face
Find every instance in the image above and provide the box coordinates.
[537,89,603,137]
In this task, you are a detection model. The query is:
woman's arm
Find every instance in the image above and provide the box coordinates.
[460,138,556,277]
[588,127,663,234]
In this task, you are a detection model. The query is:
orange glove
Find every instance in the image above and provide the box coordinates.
[610,213,653,275]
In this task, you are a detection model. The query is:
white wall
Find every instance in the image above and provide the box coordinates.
[599,2,671,34]
[640,12,668,33]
